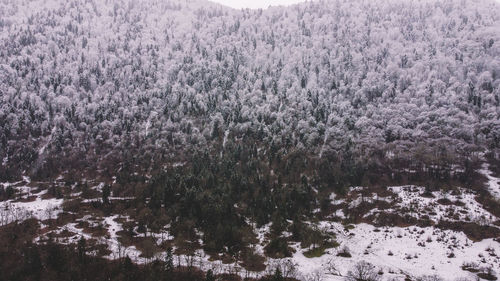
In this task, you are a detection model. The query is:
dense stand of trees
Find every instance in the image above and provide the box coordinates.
[0,0,499,278]
[0,219,296,281]
[0,0,498,181]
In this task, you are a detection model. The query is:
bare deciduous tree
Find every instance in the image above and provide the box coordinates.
[323,258,342,276]
[303,269,324,281]
[346,261,380,281]
[416,275,444,281]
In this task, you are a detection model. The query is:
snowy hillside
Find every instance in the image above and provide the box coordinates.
[1,0,499,179]
[0,0,499,280]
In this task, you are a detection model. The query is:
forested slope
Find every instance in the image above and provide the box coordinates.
[1,1,500,280]
[1,0,499,182]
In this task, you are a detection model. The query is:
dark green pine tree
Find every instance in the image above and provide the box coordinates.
[272,267,283,281]
[77,236,86,263]
[102,184,111,204]
[205,269,215,281]
[164,246,174,281]
[165,247,174,271]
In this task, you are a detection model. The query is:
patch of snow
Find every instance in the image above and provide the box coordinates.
[81,196,135,203]
[381,186,498,225]
[109,196,135,200]
[38,126,57,157]
[289,222,500,281]
[91,182,105,191]
[348,196,375,208]
[319,132,329,159]
[329,193,345,205]
[480,163,500,200]
[172,162,186,167]
[222,129,230,149]
[0,197,63,225]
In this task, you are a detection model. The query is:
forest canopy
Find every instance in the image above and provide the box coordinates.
[0,0,499,180]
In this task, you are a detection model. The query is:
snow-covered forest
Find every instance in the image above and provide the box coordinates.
[0,0,500,280]
[1,0,499,180]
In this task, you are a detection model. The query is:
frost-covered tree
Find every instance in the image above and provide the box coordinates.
[0,0,498,181]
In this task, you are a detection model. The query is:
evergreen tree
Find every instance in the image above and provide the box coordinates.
[205,269,215,281]
[272,267,283,281]
[102,184,111,205]
[77,236,86,263]
[165,247,174,273]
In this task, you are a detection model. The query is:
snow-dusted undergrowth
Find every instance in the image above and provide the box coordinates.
[292,223,499,281]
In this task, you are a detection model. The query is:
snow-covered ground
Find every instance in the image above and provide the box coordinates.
[480,163,500,200]
[0,178,63,225]
[380,186,498,225]
[0,196,63,223]
[250,212,499,280]
[290,222,499,281]
[3,163,499,280]
[42,213,500,281]
[289,176,500,280]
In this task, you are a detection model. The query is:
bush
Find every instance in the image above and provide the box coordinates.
[303,246,326,258]
[62,199,81,213]
[477,267,497,281]
[416,275,443,281]
[346,261,380,281]
[337,246,352,258]
[264,237,294,258]
[461,262,479,273]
